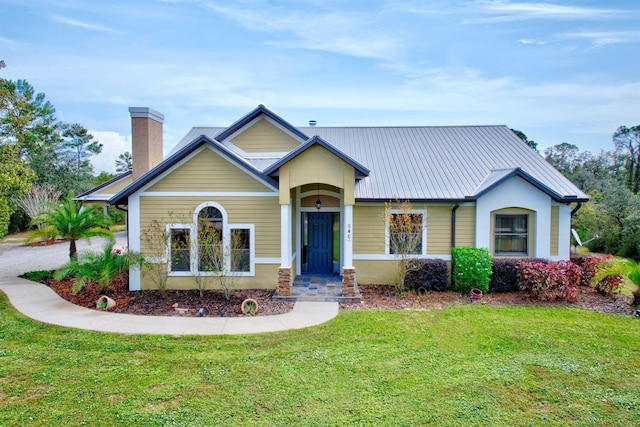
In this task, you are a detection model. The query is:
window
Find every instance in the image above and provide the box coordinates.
[388,212,424,255]
[495,214,528,256]
[230,228,251,272]
[198,207,223,272]
[170,229,190,272]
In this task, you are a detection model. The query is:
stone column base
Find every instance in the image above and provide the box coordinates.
[342,267,356,297]
[278,267,292,296]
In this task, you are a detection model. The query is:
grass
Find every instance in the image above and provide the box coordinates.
[0,294,639,426]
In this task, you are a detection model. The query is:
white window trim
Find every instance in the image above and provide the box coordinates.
[228,224,255,276]
[384,209,427,257]
[167,223,192,276]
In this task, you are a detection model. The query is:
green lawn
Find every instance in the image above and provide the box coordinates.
[1,293,639,426]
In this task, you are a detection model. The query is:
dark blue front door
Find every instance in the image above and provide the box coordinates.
[308,212,333,274]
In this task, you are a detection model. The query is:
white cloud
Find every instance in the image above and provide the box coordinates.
[90,130,130,173]
[201,2,401,60]
[518,38,545,45]
[51,15,119,33]
[465,0,621,23]
[560,31,640,48]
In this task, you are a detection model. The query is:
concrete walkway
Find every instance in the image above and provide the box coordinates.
[0,234,339,336]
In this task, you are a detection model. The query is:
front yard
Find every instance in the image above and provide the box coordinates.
[0,292,638,426]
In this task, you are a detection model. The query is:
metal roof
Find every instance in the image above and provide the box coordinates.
[160,122,589,202]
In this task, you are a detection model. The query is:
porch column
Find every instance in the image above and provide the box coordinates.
[344,204,353,268]
[342,203,356,297]
[278,204,292,296]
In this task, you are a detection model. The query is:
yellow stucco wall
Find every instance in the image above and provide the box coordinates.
[455,206,476,247]
[288,145,354,190]
[147,148,273,193]
[354,260,398,284]
[550,206,559,257]
[230,118,301,153]
[353,203,476,255]
[353,205,386,254]
[139,196,280,258]
[94,175,133,195]
[140,264,279,290]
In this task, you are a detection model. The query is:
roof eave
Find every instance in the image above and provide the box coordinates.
[109,135,279,206]
[74,170,132,201]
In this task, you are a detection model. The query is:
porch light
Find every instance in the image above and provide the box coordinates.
[316,183,322,210]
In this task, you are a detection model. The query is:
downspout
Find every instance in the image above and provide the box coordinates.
[450,202,460,289]
[570,201,582,217]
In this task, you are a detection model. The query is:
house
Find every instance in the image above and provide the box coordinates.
[83,105,588,297]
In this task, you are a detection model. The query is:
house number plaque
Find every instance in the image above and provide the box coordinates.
[346,223,352,241]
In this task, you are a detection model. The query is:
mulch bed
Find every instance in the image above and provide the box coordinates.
[342,284,638,316]
[46,273,294,317]
[40,273,638,317]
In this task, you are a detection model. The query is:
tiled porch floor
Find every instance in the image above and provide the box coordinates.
[273,274,361,303]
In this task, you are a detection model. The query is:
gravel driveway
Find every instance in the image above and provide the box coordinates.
[0,232,127,278]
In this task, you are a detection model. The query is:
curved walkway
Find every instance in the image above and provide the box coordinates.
[0,235,339,336]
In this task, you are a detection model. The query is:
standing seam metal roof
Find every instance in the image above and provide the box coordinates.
[169,124,588,201]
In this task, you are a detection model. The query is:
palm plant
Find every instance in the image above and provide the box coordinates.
[28,194,112,260]
[54,238,145,294]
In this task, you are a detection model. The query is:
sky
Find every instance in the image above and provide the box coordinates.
[1,0,639,173]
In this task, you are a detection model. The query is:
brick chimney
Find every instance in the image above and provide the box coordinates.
[128,107,164,180]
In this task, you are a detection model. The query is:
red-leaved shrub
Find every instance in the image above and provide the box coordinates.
[517,260,583,302]
[595,274,624,295]
[570,254,610,286]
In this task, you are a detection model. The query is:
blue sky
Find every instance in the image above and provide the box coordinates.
[1,0,639,173]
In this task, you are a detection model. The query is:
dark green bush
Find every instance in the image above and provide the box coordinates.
[451,247,492,293]
[490,259,519,293]
[20,270,54,282]
[404,259,449,292]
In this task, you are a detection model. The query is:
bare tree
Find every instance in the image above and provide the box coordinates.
[140,217,175,299]
[13,183,61,228]
[382,201,427,293]
[198,224,247,300]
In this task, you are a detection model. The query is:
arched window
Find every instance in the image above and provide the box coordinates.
[197,206,224,272]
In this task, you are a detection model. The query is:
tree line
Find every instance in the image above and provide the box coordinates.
[0,76,107,236]
[544,126,640,259]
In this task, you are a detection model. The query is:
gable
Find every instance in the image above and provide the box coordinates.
[93,175,133,196]
[287,144,354,189]
[147,147,274,193]
[230,118,301,153]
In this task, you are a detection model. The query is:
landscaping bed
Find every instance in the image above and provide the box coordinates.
[37,273,637,317]
[44,273,294,317]
[346,284,637,316]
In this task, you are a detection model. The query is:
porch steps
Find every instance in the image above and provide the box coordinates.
[273,274,361,303]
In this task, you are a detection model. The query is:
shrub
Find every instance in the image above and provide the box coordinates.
[20,270,54,282]
[451,247,492,294]
[404,259,449,292]
[490,259,519,293]
[55,238,144,294]
[517,260,582,302]
[571,254,610,286]
[595,274,624,295]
